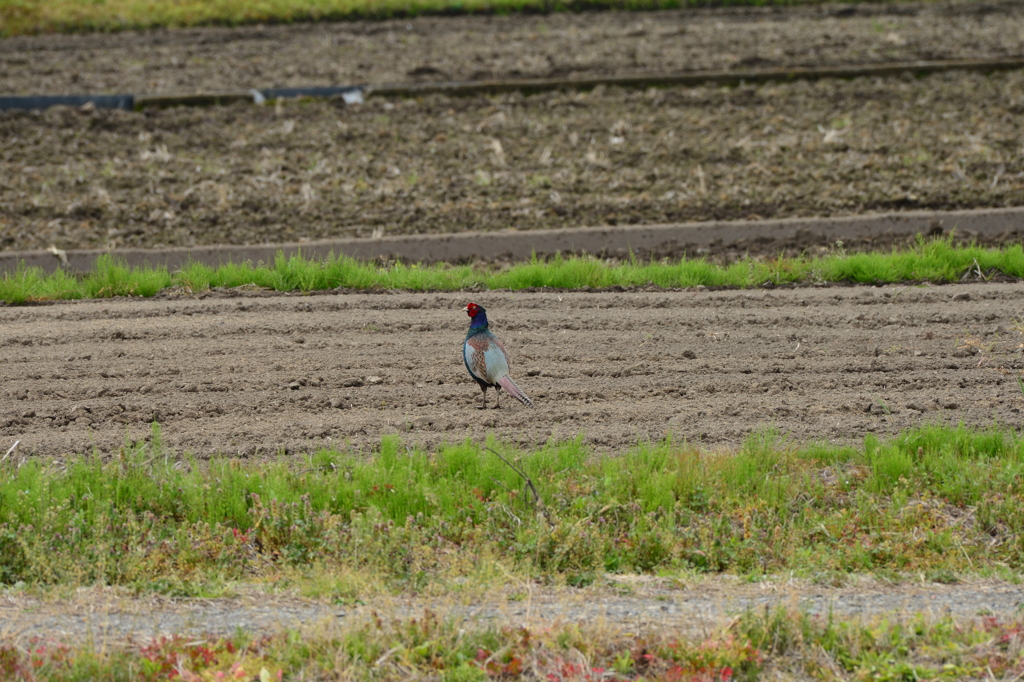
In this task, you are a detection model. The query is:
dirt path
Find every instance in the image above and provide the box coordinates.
[3,578,1022,643]
[1,284,1022,460]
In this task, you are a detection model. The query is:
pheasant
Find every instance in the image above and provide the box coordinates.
[463,302,533,409]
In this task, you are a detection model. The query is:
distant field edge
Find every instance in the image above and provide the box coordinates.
[2,206,1023,276]
[0,0,973,38]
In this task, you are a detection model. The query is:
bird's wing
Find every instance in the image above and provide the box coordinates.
[465,332,510,384]
[490,333,508,357]
[465,335,492,383]
[480,332,511,383]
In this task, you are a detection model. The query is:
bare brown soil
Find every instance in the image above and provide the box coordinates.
[2,2,1024,254]
[1,1,1022,96]
[2,70,1023,254]
[1,285,1022,460]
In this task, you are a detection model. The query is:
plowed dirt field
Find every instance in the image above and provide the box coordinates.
[2,0,1021,96]
[3,1,1024,253]
[2,284,1021,461]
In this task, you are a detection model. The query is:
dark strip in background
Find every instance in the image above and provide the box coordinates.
[1,58,1023,111]
[0,94,135,111]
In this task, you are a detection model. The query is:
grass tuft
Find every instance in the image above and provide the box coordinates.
[1,236,1021,304]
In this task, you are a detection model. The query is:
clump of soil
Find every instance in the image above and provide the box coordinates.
[1,68,1023,253]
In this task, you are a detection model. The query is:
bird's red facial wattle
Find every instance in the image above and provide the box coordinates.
[464,303,481,318]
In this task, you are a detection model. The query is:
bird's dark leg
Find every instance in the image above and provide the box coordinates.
[493,386,501,409]
[479,384,488,410]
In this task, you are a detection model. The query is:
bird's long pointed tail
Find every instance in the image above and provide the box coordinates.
[497,375,534,407]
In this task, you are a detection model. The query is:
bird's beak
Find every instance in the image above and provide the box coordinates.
[462,305,470,313]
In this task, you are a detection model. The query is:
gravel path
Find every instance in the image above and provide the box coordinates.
[3,578,1023,643]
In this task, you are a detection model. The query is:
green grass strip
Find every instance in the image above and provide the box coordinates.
[0,236,1019,304]
[2,423,1024,593]
[1,0,924,38]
